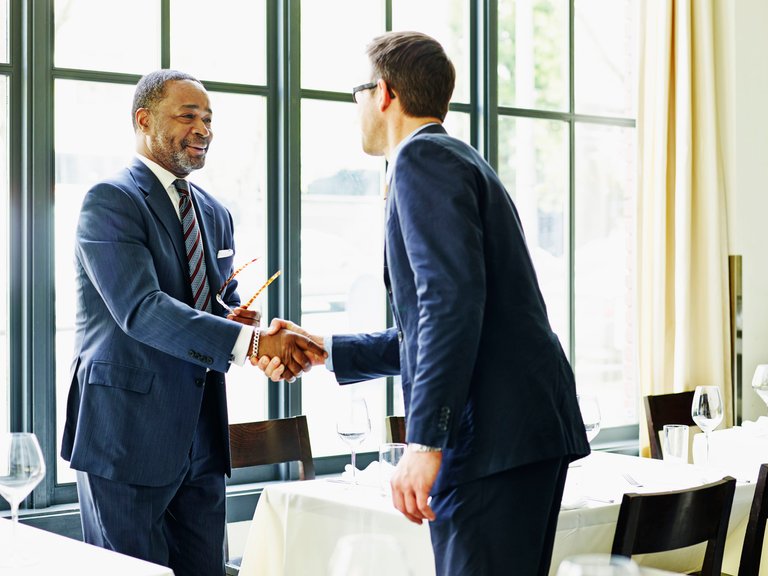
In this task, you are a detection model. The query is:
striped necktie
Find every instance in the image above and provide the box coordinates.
[174,179,212,312]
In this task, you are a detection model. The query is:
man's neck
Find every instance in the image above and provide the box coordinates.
[384,116,442,161]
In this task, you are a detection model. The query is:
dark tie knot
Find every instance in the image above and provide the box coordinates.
[173,179,190,196]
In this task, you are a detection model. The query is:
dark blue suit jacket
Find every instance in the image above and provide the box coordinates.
[61,159,243,487]
[332,125,589,494]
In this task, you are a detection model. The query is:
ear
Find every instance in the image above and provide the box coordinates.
[136,108,151,133]
[377,79,395,112]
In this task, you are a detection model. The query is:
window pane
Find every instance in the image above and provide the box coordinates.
[55,0,160,73]
[301,0,384,93]
[1,76,8,432]
[443,110,470,146]
[574,123,636,427]
[171,0,266,85]
[392,0,471,104]
[498,0,568,111]
[190,92,269,426]
[300,99,386,457]
[55,80,135,483]
[497,116,569,350]
[574,0,637,117]
[1,0,8,63]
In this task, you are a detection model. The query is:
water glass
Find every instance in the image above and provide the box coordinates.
[663,424,689,464]
[379,443,406,496]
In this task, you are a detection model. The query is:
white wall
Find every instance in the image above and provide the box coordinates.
[716,0,768,421]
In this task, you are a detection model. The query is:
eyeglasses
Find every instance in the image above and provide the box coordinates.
[352,81,378,103]
[216,257,282,314]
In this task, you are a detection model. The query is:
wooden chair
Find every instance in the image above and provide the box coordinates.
[386,415,406,444]
[643,390,696,459]
[738,463,768,576]
[225,415,315,575]
[611,476,736,576]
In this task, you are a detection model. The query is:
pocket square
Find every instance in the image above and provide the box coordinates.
[217,249,234,258]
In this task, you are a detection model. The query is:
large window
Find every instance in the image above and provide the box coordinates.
[4,0,637,516]
[498,0,637,428]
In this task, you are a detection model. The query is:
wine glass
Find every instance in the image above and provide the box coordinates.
[557,554,640,576]
[336,398,371,484]
[578,395,601,444]
[0,432,46,567]
[691,385,724,466]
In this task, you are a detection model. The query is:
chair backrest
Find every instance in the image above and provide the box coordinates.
[229,415,315,480]
[739,463,768,576]
[643,390,696,459]
[611,476,736,576]
[386,416,406,444]
[225,416,315,575]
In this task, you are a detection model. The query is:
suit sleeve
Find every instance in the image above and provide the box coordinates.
[394,138,486,448]
[331,329,400,384]
[76,181,242,372]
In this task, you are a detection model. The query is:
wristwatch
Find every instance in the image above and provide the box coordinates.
[408,443,442,453]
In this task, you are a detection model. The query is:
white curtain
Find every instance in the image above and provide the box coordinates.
[637,0,732,455]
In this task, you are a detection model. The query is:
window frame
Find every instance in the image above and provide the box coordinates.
[3,0,639,529]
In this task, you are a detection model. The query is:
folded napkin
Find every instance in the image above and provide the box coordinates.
[559,494,588,510]
[340,461,383,487]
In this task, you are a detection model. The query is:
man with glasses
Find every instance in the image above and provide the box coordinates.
[61,69,324,576]
[259,32,589,575]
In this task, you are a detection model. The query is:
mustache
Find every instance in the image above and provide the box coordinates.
[182,138,209,148]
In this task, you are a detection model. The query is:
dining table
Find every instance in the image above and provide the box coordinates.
[692,416,768,482]
[237,451,755,576]
[0,517,174,575]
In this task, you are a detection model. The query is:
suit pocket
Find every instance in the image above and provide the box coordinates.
[87,361,154,394]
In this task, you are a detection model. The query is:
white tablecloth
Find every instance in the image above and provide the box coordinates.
[0,517,173,575]
[239,452,754,576]
[692,418,768,482]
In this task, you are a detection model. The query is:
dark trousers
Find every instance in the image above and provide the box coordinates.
[429,457,569,576]
[77,383,227,576]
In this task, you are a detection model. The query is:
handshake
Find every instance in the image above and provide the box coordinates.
[228,308,324,382]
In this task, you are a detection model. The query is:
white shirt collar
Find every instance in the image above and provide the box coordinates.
[136,154,187,192]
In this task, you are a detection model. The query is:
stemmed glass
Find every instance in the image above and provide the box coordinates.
[578,395,601,444]
[0,432,46,567]
[691,386,724,466]
[336,398,371,484]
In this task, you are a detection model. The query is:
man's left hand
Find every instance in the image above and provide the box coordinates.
[390,449,442,524]
[227,306,261,326]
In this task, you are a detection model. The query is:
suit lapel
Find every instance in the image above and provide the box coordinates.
[130,160,189,274]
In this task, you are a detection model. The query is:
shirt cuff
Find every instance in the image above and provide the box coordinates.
[324,335,334,372]
[231,325,254,366]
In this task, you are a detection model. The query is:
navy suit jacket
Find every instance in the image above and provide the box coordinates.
[332,125,590,494]
[61,159,243,487]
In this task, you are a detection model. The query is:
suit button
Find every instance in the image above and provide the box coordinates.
[397,331,403,343]
[188,350,195,357]
[195,378,205,387]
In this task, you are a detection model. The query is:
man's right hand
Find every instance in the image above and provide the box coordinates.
[253,319,325,382]
[255,326,325,382]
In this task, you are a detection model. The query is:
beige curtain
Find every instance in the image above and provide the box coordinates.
[637,0,731,456]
